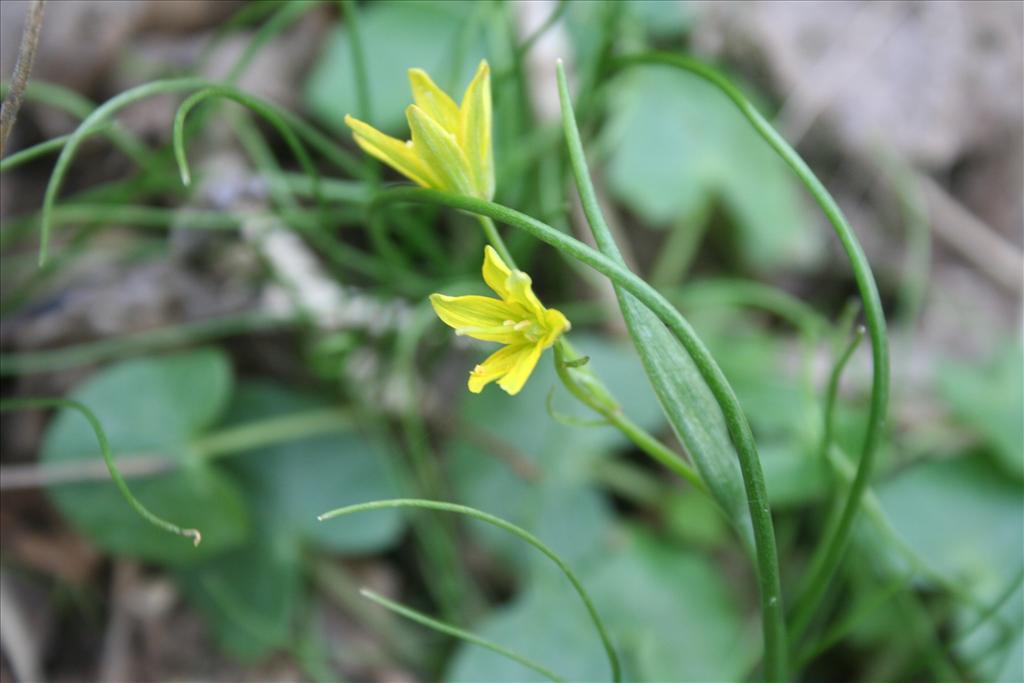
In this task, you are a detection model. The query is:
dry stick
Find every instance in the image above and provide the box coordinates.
[0,0,46,157]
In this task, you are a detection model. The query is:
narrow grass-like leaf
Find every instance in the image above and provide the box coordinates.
[38,78,362,264]
[318,498,620,683]
[0,397,201,545]
[172,87,319,198]
[360,588,566,683]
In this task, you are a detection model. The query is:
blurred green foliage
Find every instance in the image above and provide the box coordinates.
[1,0,1020,681]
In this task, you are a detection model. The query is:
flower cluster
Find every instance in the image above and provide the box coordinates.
[346,61,568,395]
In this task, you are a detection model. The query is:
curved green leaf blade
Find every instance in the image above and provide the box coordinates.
[41,349,248,564]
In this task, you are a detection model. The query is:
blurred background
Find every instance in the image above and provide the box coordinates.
[0,1,1021,681]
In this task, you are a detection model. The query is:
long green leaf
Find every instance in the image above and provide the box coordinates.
[554,62,783,681]
[610,54,890,657]
[558,65,751,541]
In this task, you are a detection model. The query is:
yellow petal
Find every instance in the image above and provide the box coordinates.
[467,343,528,393]
[505,271,546,318]
[407,105,474,196]
[481,245,512,299]
[459,60,494,200]
[408,68,460,134]
[429,293,519,343]
[540,308,571,347]
[496,343,543,395]
[344,114,439,188]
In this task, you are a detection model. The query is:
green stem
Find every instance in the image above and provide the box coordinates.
[360,589,565,683]
[192,409,351,459]
[556,62,785,680]
[612,53,890,665]
[394,303,472,618]
[671,278,828,342]
[0,80,154,168]
[226,0,316,84]
[955,567,1024,644]
[0,398,200,545]
[795,574,909,670]
[477,214,516,268]
[553,340,707,494]
[318,498,621,683]
[340,0,372,123]
[0,311,290,376]
[822,326,865,463]
[1,131,70,171]
[649,209,710,288]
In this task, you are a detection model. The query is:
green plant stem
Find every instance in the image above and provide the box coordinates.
[795,574,909,670]
[476,214,515,268]
[0,80,153,169]
[555,62,786,680]
[226,0,316,83]
[672,279,828,341]
[319,498,620,683]
[9,203,341,234]
[360,589,565,683]
[821,326,866,462]
[956,567,1024,644]
[649,210,710,288]
[339,0,372,123]
[393,304,472,615]
[193,0,285,73]
[0,131,72,171]
[192,409,351,459]
[0,398,200,545]
[612,53,890,665]
[0,312,290,376]
[552,340,707,494]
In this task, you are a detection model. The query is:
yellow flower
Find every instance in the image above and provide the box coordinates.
[344,60,494,200]
[430,246,571,395]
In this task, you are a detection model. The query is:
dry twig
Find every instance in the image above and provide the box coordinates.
[0,0,47,157]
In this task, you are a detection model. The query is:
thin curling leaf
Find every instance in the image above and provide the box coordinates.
[39,349,248,565]
[1,397,201,547]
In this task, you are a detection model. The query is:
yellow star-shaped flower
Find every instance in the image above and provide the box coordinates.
[344,60,494,200]
[430,246,571,395]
